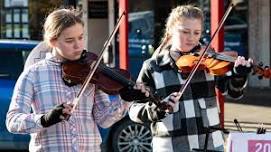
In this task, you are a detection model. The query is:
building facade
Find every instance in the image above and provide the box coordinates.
[0,0,270,87]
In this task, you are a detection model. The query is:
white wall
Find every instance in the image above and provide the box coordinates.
[86,0,109,55]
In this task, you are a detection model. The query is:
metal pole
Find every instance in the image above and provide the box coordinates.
[119,0,129,70]
[211,0,225,128]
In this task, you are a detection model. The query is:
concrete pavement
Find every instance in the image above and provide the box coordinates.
[224,87,271,132]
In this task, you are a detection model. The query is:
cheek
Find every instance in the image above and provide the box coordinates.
[195,34,201,40]
[58,44,70,51]
[172,34,182,45]
[79,40,85,48]
[58,44,75,56]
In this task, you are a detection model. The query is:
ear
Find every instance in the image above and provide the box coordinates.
[49,38,57,48]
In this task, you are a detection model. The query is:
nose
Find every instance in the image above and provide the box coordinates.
[187,32,194,41]
[74,39,81,49]
[188,32,200,42]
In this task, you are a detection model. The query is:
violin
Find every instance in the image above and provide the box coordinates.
[62,51,134,95]
[62,51,172,110]
[175,50,271,79]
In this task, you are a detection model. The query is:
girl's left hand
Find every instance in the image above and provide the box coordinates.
[233,56,253,76]
[119,82,150,101]
[133,83,150,97]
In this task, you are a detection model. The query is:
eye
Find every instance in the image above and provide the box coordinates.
[182,30,190,34]
[65,39,74,43]
[194,32,201,36]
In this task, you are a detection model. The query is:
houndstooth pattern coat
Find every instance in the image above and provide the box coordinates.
[129,46,247,152]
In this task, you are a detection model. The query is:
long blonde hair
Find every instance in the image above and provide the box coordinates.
[153,5,204,57]
[43,8,83,47]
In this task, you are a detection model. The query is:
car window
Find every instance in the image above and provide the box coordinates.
[130,19,148,35]
[128,11,154,39]
[0,49,30,80]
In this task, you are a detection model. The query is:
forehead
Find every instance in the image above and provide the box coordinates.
[59,23,84,38]
[174,17,202,30]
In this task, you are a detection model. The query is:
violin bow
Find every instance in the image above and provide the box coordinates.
[70,12,126,114]
[177,0,241,98]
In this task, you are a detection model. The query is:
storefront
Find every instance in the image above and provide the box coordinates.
[0,0,270,87]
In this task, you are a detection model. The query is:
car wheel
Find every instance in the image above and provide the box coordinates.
[111,118,152,152]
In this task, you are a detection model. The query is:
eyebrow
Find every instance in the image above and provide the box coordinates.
[178,28,202,32]
[176,26,201,30]
[65,33,84,40]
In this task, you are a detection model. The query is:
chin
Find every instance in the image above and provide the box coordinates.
[67,56,80,61]
[181,49,191,53]
[74,56,81,60]
[186,46,196,52]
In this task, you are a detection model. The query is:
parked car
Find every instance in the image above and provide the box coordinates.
[0,39,39,150]
[0,39,152,152]
[127,11,154,80]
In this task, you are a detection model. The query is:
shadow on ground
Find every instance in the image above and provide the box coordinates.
[225,87,271,107]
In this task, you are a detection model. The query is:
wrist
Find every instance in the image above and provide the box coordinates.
[40,115,48,127]
[230,76,247,89]
[35,114,45,128]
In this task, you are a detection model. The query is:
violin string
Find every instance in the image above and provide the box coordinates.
[98,64,135,86]
[205,50,235,63]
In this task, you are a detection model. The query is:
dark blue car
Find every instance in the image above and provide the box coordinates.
[0,39,152,152]
[0,39,39,150]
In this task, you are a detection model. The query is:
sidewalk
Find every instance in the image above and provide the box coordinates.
[224,87,271,132]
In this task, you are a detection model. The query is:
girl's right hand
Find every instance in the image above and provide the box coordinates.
[40,102,73,127]
[161,92,181,114]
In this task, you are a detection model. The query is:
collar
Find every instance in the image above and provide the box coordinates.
[156,44,201,67]
[156,47,173,67]
[45,52,63,65]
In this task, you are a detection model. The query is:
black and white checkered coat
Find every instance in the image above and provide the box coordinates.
[129,47,247,152]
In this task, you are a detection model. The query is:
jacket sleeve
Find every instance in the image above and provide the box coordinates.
[216,71,248,99]
[92,89,130,128]
[128,61,166,123]
[6,70,44,134]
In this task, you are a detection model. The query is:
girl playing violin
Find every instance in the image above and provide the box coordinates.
[6,8,149,152]
[129,5,252,152]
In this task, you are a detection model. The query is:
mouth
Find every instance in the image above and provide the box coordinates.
[74,51,83,56]
[186,43,195,47]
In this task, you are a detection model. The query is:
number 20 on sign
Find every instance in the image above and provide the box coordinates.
[248,140,271,152]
